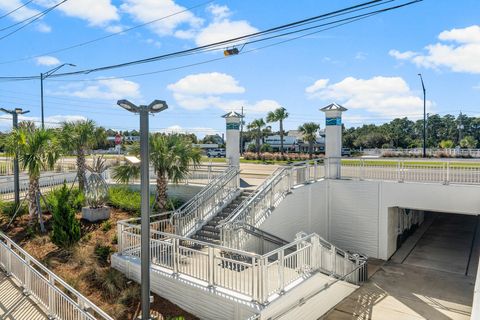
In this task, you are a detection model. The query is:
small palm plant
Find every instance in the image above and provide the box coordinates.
[247,118,267,156]
[112,134,201,212]
[267,107,289,155]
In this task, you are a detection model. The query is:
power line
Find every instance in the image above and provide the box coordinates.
[0,0,214,65]
[0,0,68,41]
[0,0,35,20]
[0,0,421,81]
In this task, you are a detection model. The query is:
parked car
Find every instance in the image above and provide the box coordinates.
[342,148,351,157]
[207,148,226,158]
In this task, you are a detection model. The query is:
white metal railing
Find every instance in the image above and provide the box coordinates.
[472,257,480,320]
[363,148,480,158]
[118,165,239,237]
[0,172,79,201]
[116,223,366,305]
[338,159,480,184]
[0,232,113,320]
[219,160,324,249]
[104,163,228,186]
[0,158,78,176]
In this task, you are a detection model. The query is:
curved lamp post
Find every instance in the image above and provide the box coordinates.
[116,99,168,320]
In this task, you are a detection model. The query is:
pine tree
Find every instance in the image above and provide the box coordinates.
[51,183,81,247]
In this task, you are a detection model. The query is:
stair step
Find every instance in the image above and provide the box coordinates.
[197,230,221,240]
[191,235,220,245]
[203,225,220,233]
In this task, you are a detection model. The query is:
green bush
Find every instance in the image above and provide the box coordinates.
[101,220,112,232]
[50,183,81,247]
[94,244,112,266]
[108,186,183,215]
[46,187,84,212]
[0,200,28,218]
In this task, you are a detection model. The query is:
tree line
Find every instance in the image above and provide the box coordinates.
[343,113,480,149]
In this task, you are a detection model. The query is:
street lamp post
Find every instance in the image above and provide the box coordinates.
[0,107,30,207]
[117,99,168,320]
[418,73,426,158]
[40,63,76,129]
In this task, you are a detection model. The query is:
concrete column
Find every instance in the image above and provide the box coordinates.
[222,111,243,166]
[320,103,347,179]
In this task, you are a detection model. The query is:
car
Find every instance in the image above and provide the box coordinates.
[342,148,351,156]
[207,148,226,158]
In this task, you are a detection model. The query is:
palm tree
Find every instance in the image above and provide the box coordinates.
[60,120,98,191]
[247,118,267,156]
[266,107,289,155]
[112,134,201,211]
[5,125,61,229]
[298,122,320,159]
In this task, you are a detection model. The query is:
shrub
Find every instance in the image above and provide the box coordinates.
[108,186,183,214]
[0,201,28,218]
[46,187,84,212]
[101,220,112,232]
[94,244,112,266]
[50,183,81,247]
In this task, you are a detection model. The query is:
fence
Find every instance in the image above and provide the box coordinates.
[219,160,324,249]
[339,159,480,184]
[116,222,367,305]
[362,148,480,158]
[0,232,113,320]
[0,158,78,176]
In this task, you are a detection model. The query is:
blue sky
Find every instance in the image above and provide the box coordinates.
[0,0,479,137]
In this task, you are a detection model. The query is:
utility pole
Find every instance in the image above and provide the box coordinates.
[40,63,76,128]
[458,111,464,144]
[418,74,426,158]
[240,106,244,155]
[0,107,30,207]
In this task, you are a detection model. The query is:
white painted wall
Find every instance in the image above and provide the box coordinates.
[259,181,329,242]
[257,179,480,260]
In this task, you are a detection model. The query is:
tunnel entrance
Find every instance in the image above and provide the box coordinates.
[391,210,479,276]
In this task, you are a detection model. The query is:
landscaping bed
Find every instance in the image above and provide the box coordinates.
[0,207,198,320]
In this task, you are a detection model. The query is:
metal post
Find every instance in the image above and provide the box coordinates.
[139,108,151,320]
[40,73,45,129]
[12,112,20,206]
[418,74,426,158]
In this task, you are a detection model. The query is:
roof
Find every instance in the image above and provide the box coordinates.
[221,111,244,118]
[320,103,348,112]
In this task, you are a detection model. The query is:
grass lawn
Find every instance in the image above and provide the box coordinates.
[0,207,197,320]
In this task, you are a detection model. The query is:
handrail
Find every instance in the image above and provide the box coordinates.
[0,232,113,320]
[218,160,324,248]
[117,224,366,305]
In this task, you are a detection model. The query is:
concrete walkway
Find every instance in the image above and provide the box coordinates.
[0,272,48,320]
[324,213,479,320]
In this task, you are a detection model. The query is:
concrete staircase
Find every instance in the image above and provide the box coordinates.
[190,189,254,245]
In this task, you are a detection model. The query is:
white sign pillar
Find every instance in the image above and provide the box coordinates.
[320,103,347,179]
[222,111,243,166]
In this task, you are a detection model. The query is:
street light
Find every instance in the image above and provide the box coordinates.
[418,73,426,158]
[0,107,30,207]
[116,99,168,320]
[40,63,76,129]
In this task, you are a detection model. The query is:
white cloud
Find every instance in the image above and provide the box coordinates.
[121,0,202,38]
[0,114,87,129]
[37,0,118,26]
[305,79,329,94]
[167,72,245,95]
[306,76,433,118]
[35,55,60,66]
[156,125,219,136]
[168,72,278,114]
[36,22,52,33]
[105,25,124,33]
[55,78,141,100]
[0,0,39,21]
[390,25,480,74]
[195,5,257,46]
[355,52,367,60]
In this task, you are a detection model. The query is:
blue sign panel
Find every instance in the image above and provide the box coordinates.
[326,117,342,126]
[226,122,240,130]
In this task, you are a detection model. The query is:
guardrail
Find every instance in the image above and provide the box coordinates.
[0,232,113,320]
[219,160,324,249]
[338,159,480,184]
[118,165,239,238]
[0,158,79,176]
[116,224,366,305]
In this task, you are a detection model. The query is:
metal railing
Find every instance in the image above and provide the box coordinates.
[116,223,366,305]
[0,172,79,201]
[219,160,324,249]
[362,148,480,158]
[0,158,78,176]
[0,232,113,320]
[118,165,239,237]
[338,159,480,184]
